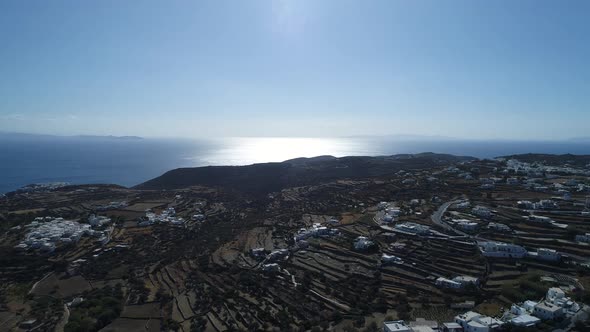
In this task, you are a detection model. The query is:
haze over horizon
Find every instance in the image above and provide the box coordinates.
[1,1,589,140]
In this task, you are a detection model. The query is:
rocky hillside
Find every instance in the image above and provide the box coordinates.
[134,153,476,194]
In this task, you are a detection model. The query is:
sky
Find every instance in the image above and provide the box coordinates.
[0,0,589,140]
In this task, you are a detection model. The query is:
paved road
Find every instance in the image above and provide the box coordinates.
[432,201,590,259]
[431,199,470,236]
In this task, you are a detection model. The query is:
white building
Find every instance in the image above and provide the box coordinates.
[456,201,471,209]
[383,321,412,332]
[294,223,336,242]
[544,287,581,315]
[527,215,554,224]
[453,219,479,231]
[88,214,111,227]
[453,276,479,287]
[479,241,527,258]
[510,314,540,327]
[381,254,403,265]
[487,222,511,232]
[454,311,503,332]
[386,207,402,217]
[529,248,561,262]
[394,222,430,235]
[536,200,559,210]
[436,277,462,289]
[472,206,492,218]
[533,302,564,320]
[378,201,390,210]
[441,322,463,332]
[267,249,289,262]
[354,236,374,251]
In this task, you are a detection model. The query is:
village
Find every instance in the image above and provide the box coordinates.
[0,154,590,331]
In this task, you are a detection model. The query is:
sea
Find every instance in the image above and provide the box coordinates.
[2,135,590,194]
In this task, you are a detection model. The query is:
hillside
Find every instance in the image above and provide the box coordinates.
[134,153,476,193]
[501,153,590,167]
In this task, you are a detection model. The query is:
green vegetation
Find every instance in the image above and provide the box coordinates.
[64,284,124,332]
[501,273,549,303]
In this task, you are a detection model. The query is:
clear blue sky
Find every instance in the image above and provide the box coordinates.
[1,0,588,139]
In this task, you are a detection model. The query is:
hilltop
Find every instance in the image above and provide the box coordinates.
[134,153,476,193]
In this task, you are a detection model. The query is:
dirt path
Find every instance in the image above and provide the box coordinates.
[54,303,70,332]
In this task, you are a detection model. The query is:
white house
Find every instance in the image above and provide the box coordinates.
[479,241,527,258]
[88,214,111,227]
[456,201,471,209]
[394,222,430,235]
[267,249,289,261]
[441,322,463,332]
[453,219,479,231]
[436,277,462,289]
[381,254,403,265]
[453,276,479,287]
[533,302,564,320]
[510,314,540,327]
[547,287,565,302]
[354,236,374,251]
[383,320,412,332]
[487,223,511,232]
[533,248,561,262]
[472,206,492,218]
[454,311,503,332]
[386,207,402,217]
[536,200,559,210]
[378,201,390,210]
[527,215,554,224]
[251,248,265,258]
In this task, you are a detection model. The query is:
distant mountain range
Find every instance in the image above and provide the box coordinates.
[3,132,590,142]
[0,132,143,140]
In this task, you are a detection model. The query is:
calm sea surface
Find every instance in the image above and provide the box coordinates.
[1,136,590,193]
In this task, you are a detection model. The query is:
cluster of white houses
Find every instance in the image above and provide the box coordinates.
[377,202,403,223]
[517,199,559,210]
[251,248,290,263]
[384,287,580,332]
[293,223,338,242]
[506,287,581,328]
[15,216,111,253]
[138,207,185,226]
[88,214,111,227]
